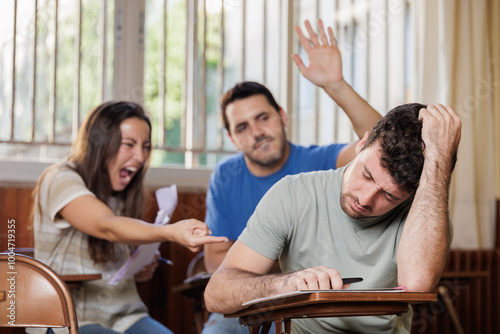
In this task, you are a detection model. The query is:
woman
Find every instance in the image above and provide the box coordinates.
[29,101,227,334]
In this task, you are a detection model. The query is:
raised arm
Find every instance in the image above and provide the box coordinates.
[59,195,228,252]
[204,240,345,314]
[292,19,381,139]
[397,104,461,291]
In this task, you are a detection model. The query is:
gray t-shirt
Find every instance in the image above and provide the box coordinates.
[239,167,413,333]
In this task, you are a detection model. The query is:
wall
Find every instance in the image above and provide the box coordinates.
[1,185,499,334]
[0,185,206,334]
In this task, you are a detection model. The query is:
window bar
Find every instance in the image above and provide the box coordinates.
[216,0,225,151]
[314,0,320,144]
[241,0,246,80]
[200,0,207,151]
[48,0,59,143]
[262,0,267,83]
[184,0,198,167]
[10,0,17,141]
[72,0,82,141]
[286,0,295,139]
[384,0,389,114]
[278,0,282,101]
[333,0,340,142]
[349,16,356,141]
[158,0,167,147]
[403,0,408,101]
[100,0,108,102]
[403,0,410,102]
[365,0,371,107]
[31,0,38,141]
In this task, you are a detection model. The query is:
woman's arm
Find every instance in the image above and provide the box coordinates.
[59,194,228,252]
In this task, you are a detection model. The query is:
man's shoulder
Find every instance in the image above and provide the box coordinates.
[210,153,248,185]
[291,142,347,154]
[213,153,245,170]
[288,142,347,168]
[281,168,340,186]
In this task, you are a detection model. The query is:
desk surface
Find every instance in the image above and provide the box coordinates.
[172,273,211,293]
[60,274,102,282]
[226,291,437,324]
[60,274,102,289]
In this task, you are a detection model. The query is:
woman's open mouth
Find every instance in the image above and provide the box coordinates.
[119,166,138,185]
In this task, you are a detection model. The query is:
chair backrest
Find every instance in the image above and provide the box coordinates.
[0,253,79,333]
[186,251,206,277]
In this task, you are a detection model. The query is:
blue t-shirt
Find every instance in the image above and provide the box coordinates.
[205,142,347,240]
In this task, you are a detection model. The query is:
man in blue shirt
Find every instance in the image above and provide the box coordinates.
[202,19,382,333]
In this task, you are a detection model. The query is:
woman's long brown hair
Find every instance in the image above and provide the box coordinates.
[34,101,152,263]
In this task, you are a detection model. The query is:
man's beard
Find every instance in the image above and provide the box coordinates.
[247,128,287,168]
[339,191,371,219]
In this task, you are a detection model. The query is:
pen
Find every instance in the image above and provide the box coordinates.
[342,277,363,284]
[158,257,174,266]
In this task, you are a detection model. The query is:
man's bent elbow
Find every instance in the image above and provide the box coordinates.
[399,276,438,293]
[204,278,235,314]
[204,281,220,313]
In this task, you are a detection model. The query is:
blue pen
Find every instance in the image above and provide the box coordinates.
[158,257,174,266]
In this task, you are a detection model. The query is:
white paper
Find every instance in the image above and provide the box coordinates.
[108,185,178,285]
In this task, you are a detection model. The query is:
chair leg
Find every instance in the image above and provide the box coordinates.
[438,285,465,334]
[249,325,262,334]
[275,319,282,334]
[260,322,271,333]
[284,319,291,334]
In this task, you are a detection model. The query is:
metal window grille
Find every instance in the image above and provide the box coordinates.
[0,0,413,170]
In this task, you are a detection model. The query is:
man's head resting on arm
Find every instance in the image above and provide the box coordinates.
[341,103,458,219]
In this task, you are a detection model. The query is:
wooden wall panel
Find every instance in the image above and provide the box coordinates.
[1,187,499,334]
[0,186,204,334]
[0,188,34,251]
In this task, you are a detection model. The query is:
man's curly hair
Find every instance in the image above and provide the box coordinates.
[362,103,426,194]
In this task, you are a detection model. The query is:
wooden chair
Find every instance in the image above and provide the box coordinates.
[172,251,211,334]
[0,253,79,333]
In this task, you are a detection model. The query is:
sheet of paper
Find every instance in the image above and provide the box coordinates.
[242,287,407,306]
[108,185,178,285]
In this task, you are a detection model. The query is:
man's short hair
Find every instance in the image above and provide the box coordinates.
[362,103,457,194]
[221,81,280,133]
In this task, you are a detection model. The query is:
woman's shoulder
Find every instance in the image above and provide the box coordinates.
[39,162,87,193]
[43,161,79,178]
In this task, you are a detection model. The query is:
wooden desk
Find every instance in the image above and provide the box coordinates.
[172,273,212,334]
[4,249,102,289]
[226,291,437,334]
[0,290,5,302]
[60,274,102,289]
[172,273,211,298]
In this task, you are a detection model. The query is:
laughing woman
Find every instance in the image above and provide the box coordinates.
[29,101,227,334]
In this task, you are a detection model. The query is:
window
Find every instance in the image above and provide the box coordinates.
[0,0,414,178]
[0,0,114,161]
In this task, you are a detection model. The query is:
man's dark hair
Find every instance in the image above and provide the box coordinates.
[362,103,457,194]
[221,81,280,133]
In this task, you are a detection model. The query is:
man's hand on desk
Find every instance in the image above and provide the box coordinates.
[279,265,351,292]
